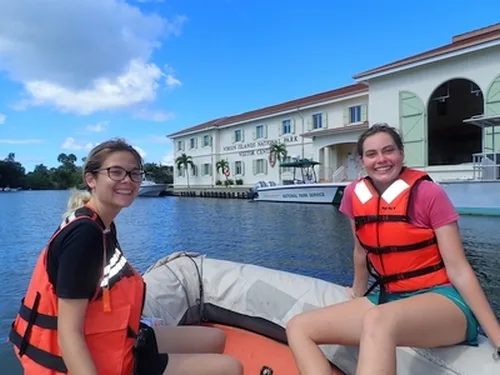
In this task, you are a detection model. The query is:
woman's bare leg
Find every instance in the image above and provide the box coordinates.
[356,292,467,375]
[286,297,375,375]
[164,353,243,375]
[154,325,226,354]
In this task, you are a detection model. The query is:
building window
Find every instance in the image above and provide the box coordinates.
[349,105,362,123]
[256,125,264,139]
[235,161,243,175]
[177,140,183,151]
[234,129,242,142]
[203,163,211,176]
[255,159,266,174]
[177,166,183,177]
[191,165,197,176]
[312,113,322,129]
[282,119,291,134]
[190,137,196,149]
[203,135,210,147]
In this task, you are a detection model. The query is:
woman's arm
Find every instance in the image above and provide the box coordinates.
[48,220,105,374]
[350,219,369,297]
[435,222,500,347]
[58,298,98,375]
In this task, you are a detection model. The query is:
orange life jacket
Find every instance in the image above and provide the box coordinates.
[8,206,146,375]
[352,167,450,301]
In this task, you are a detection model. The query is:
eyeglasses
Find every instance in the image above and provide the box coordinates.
[94,166,145,183]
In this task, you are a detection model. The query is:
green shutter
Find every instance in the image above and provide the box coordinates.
[361,104,367,122]
[485,75,500,152]
[399,91,426,167]
[343,107,349,124]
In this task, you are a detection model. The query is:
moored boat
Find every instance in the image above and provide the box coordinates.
[248,159,348,205]
[138,179,167,197]
[142,252,496,375]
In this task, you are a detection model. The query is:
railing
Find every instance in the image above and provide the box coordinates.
[472,152,500,180]
[332,165,346,182]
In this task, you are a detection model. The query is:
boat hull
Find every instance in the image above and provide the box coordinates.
[439,180,500,216]
[138,184,166,197]
[142,252,495,375]
[253,183,348,204]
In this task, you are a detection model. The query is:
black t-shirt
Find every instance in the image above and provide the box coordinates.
[46,217,119,300]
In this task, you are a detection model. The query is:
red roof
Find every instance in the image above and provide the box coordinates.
[167,83,367,138]
[353,23,500,80]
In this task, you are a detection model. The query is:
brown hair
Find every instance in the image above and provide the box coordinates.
[62,138,143,219]
[356,122,404,158]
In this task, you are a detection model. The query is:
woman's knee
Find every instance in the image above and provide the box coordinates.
[286,313,309,340]
[221,355,243,375]
[361,306,394,339]
[206,327,226,353]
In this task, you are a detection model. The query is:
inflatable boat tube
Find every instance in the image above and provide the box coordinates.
[141,252,497,375]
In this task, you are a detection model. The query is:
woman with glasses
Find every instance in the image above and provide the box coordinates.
[9,138,243,375]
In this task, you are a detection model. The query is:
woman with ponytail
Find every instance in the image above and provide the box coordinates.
[10,138,242,375]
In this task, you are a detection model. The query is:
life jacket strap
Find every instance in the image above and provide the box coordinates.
[360,236,437,255]
[18,297,58,330]
[354,214,408,229]
[363,260,445,303]
[9,327,67,373]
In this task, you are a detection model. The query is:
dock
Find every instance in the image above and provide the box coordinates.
[167,186,251,199]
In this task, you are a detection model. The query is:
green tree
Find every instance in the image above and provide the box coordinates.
[269,141,288,183]
[216,159,230,185]
[175,154,194,187]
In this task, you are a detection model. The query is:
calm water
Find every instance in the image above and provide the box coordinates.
[1,191,499,372]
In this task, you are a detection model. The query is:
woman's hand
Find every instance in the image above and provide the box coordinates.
[346,287,358,300]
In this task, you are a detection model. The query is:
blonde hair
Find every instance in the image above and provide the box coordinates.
[62,138,143,220]
[62,189,92,220]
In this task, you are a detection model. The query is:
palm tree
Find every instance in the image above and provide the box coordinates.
[268,141,288,183]
[216,159,230,185]
[175,153,194,187]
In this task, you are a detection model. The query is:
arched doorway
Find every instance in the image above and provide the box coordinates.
[427,78,484,166]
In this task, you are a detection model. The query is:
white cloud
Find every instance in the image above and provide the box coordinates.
[0,113,5,124]
[133,145,147,159]
[0,138,43,144]
[0,1,187,114]
[164,65,182,89]
[86,121,108,133]
[61,137,93,151]
[135,109,175,122]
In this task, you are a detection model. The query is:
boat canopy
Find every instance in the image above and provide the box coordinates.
[279,158,321,168]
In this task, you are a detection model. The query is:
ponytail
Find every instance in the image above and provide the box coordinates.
[62,189,91,220]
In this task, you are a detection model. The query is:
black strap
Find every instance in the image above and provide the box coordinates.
[18,298,58,330]
[354,214,408,229]
[363,260,445,303]
[379,261,445,284]
[360,236,437,255]
[9,328,67,373]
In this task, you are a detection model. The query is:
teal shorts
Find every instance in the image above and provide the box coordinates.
[366,284,479,346]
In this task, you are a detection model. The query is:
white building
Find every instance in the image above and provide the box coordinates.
[168,23,500,188]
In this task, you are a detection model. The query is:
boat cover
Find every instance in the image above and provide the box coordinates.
[142,252,497,375]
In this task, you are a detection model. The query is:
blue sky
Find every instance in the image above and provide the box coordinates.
[0,0,498,172]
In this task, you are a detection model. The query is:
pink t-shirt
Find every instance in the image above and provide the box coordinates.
[339,180,459,229]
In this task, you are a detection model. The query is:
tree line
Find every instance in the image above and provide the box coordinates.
[0,152,173,190]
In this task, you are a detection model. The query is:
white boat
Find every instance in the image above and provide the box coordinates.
[138,179,166,197]
[438,114,500,216]
[142,252,496,375]
[249,159,348,204]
